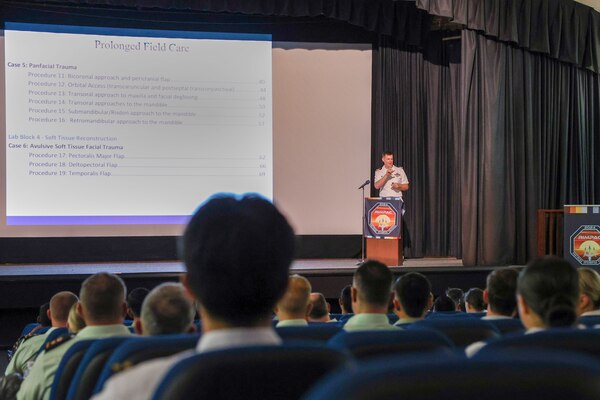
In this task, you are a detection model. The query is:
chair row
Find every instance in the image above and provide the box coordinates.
[51,325,600,400]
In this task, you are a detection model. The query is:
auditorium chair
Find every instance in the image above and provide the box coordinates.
[483,318,525,335]
[276,324,342,343]
[151,343,354,400]
[579,315,600,328]
[408,318,500,347]
[93,334,199,395]
[476,328,600,359]
[49,339,96,400]
[303,350,600,400]
[327,329,454,360]
[65,336,131,400]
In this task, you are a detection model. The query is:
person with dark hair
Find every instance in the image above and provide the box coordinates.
[433,295,456,312]
[18,274,131,400]
[374,151,409,198]
[392,272,433,326]
[6,292,78,376]
[36,303,51,328]
[275,275,312,327]
[93,194,295,400]
[126,287,150,327]
[482,268,519,319]
[138,283,195,336]
[466,257,579,357]
[445,288,464,311]
[517,256,579,329]
[464,288,486,313]
[308,293,335,323]
[343,260,395,331]
[339,285,353,314]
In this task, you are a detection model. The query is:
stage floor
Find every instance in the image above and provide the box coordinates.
[0,258,465,277]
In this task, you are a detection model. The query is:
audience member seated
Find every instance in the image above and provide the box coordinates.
[91,194,295,400]
[392,272,433,326]
[275,275,311,327]
[577,268,600,317]
[5,292,78,377]
[126,288,150,329]
[308,293,336,323]
[464,288,486,313]
[137,282,195,335]
[343,260,395,331]
[17,273,132,400]
[482,268,519,319]
[433,295,456,312]
[67,303,86,334]
[338,285,353,315]
[466,256,579,357]
[446,288,464,311]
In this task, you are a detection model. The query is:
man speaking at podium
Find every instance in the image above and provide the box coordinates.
[374,151,409,197]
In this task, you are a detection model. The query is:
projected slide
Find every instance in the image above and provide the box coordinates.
[4,23,272,225]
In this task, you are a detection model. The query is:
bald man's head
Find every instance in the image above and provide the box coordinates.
[49,291,79,326]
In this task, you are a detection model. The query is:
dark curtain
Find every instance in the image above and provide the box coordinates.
[460,29,600,266]
[372,32,462,258]
[416,0,600,74]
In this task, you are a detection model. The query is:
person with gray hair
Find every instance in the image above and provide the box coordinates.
[136,283,195,335]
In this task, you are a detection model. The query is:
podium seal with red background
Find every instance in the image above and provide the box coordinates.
[364,198,403,239]
[564,205,600,267]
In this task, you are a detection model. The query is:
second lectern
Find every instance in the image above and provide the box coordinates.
[363,197,403,266]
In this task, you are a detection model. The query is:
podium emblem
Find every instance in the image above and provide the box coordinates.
[368,203,398,235]
[569,225,600,265]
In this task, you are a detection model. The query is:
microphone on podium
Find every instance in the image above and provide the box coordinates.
[357,180,370,190]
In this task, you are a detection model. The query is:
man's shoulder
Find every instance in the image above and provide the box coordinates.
[44,334,74,353]
[92,350,195,400]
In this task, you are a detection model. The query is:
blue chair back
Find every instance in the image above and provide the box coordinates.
[484,318,525,335]
[93,334,199,395]
[477,328,600,359]
[304,350,600,400]
[276,324,342,342]
[409,318,500,347]
[579,315,600,328]
[328,329,454,360]
[65,336,131,400]
[152,343,353,400]
[49,339,96,400]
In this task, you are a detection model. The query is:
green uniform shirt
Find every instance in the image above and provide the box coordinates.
[275,319,309,327]
[17,324,132,400]
[5,328,56,376]
[343,313,397,332]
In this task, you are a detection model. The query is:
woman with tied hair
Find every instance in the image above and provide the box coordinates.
[517,256,579,331]
[577,268,600,317]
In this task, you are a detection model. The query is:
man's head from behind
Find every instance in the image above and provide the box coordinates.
[339,285,353,314]
[485,268,519,317]
[49,291,79,327]
[393,272,432,319]
[138,283,195,335]
[275,275,312,321]
[308,293,331,322]
[127,287,150,320]
[78,273,127,326]
[183,194,295,328]
[352,260,393,313]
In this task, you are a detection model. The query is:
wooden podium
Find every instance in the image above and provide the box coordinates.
[364,197,404,266]
[366,238,403,266]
